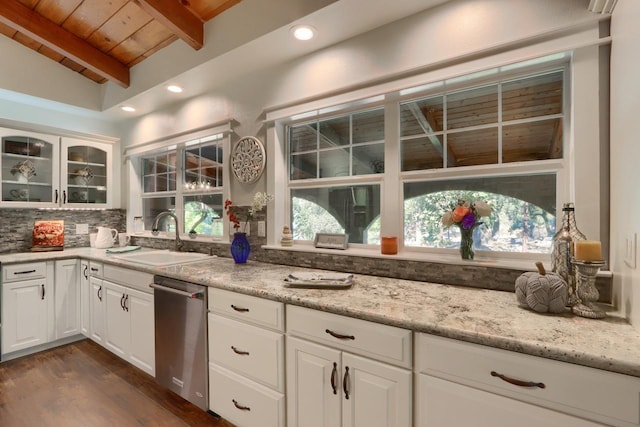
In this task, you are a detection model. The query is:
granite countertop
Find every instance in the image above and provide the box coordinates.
[2,247,640,378]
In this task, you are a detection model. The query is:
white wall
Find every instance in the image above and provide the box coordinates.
[610,0,640,325]
[121,0,603,206]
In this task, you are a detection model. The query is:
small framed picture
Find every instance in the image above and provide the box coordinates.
[314,233,349,250]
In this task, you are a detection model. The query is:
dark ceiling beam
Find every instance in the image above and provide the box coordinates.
[135,0,204,50]
[0,0,130,87]
[407,103,457,167]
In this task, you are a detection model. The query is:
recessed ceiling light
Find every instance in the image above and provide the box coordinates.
[121,105,136,112]
[291,25,315,41]
[167,85,183,93]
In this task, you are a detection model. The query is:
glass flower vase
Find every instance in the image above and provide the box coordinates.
[459,226,474,260]
[230,232,250,263]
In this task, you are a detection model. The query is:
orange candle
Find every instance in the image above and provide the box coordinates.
[381,236,398,255]
[574,240,602,261]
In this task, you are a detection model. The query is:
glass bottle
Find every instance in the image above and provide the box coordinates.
[552,202,586,305]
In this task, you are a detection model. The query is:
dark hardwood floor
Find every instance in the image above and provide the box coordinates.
[0,339,235,427]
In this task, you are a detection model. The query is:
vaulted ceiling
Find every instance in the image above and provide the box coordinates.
[0,0,241,87]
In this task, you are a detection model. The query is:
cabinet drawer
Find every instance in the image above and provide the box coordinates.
[416,333,640,426]
[417,374,604,427]
[209,314,284,391]
[88,262,103,278]
[209,288,284,332]
[3,262,47,282]
[286,305,412,369]
[209,364,285,427]
[103,264,153,294]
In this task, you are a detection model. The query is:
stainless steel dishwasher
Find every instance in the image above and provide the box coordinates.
[150,275,208,411]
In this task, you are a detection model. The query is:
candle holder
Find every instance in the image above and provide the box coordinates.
[571,259,606,319]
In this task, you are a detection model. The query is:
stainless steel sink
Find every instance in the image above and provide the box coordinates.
[111,249,209,266]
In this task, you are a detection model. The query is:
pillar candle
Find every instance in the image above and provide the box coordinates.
[574,240,602,261]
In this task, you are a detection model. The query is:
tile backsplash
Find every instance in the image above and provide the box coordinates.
[0,207,610,304]
[0,208,125,253]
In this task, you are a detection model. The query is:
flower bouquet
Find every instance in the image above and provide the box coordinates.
[441,199,492,260]
[224,192,273,263]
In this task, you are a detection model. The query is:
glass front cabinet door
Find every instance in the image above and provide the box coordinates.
[1,129,115,208]
[1,129,59,205]
[61,138,112,207]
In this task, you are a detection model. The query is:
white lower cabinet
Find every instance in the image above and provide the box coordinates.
[286,305,412,427]
[210,364,285,427]
[208,288,285,426]
[79,260,90,336]
[417,374,602,427]
[53,259,80,340]
[103,279,154,375]
[2,276,51,353]
[1,260,80,356]
[88,263,105,345]
[415,333,640,427]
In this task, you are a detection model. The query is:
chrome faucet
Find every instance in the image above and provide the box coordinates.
[151,211,184,252]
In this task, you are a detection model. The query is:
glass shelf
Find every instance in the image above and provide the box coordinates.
[2,180,52,187]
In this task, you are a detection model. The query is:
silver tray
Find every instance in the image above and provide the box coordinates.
[283,272,354,289]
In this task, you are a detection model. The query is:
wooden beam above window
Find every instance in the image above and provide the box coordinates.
[135,0,204,50]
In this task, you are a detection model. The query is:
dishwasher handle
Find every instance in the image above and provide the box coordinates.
[150,283,204,299]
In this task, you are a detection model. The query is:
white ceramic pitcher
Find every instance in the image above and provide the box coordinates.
[95,227,118,249]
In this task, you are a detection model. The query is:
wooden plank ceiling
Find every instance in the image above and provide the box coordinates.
[0,0,241,87]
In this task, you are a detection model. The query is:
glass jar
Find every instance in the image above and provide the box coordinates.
[133,216,144,235]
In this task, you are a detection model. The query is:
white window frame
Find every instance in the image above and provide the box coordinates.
[125,123,232,241]
[265,47,605,268]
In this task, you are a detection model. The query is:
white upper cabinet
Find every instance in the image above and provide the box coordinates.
[0,128,118,208]
[0,128,59,206]
[61,137,114,207]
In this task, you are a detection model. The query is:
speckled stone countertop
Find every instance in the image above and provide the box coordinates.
[2,248,640,378]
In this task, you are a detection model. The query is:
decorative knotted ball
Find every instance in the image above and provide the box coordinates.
[515,262,568,313]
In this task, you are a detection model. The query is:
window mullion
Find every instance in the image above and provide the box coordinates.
[382,99,402,241]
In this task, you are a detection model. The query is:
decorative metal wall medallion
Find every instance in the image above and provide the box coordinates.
[231,136,266,183]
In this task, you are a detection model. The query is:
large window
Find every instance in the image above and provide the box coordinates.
[286,58,568,257]
[140,133,226,238]
[289,108,384,244]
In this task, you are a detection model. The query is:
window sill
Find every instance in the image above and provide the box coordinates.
[131,232,229,244]
[261,244,613,277]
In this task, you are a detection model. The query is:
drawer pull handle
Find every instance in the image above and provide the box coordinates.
[343,366,350,399]
[231,346,250,356]
[91,267,99,272]
[490,371,545,389]
[330,362,338,394]
[325,329,355,340]
[232,399,251,411]
[14,269,36,275]
[231,304,249,312]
